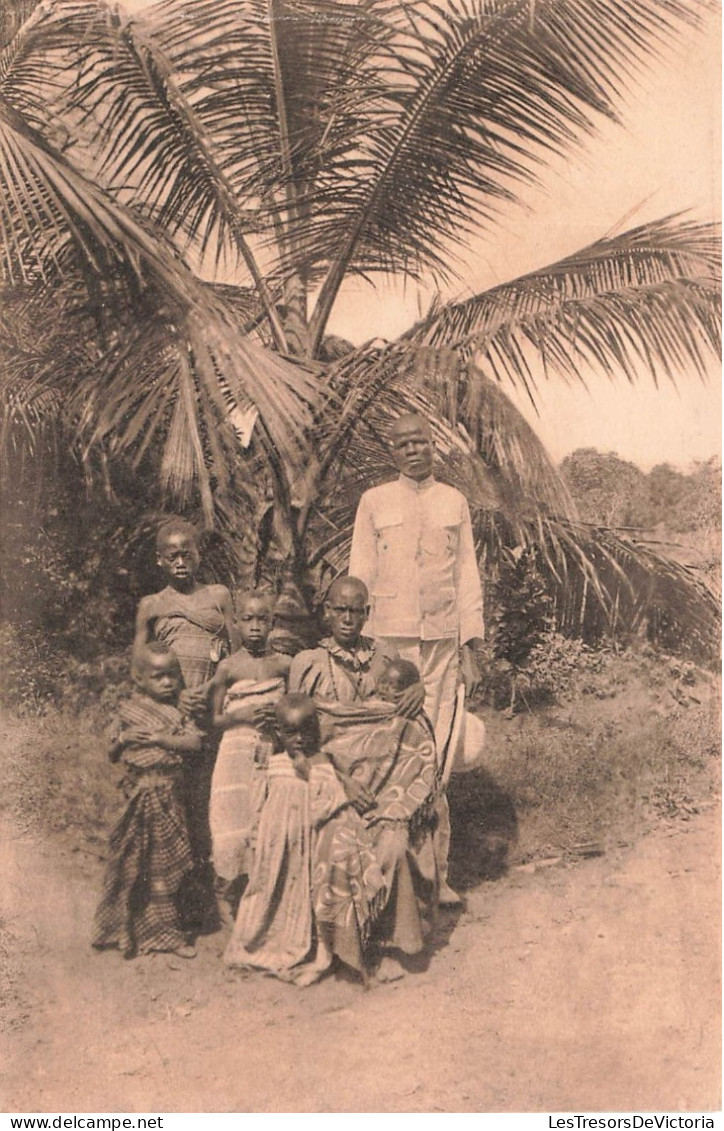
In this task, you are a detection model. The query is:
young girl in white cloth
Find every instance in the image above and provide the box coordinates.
[209,591,289,918]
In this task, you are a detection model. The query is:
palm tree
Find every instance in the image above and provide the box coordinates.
[0,0,720,653]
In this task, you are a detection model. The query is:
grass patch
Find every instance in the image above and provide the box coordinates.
[0,648,719,891]
[448,649,720,889]
[0,710,118,856]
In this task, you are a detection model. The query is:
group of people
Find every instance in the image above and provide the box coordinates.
[93,413,485,985]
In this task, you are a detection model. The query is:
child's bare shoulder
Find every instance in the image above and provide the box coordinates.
[269,652,291,677]
[214,648,252,680]
[137,590,165,617]
[211,653,234,681]
[206,583,232,601]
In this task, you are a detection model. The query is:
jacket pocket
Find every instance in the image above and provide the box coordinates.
[420,510,461,557]
[373,511,403,555]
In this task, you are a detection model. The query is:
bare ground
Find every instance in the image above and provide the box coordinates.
[1,799,720,1114]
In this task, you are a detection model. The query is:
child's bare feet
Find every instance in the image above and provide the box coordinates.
[173,944,197,959]
[376,953,405,982]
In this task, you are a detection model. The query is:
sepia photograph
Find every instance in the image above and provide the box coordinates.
[0,0,720,1115]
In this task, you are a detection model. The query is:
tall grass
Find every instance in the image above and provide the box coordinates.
[0,638,719,886]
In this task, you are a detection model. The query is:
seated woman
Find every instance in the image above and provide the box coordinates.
[318,657,438,981]
[289,575,424,810]
[291,585,438,980]
[224,695,386,985]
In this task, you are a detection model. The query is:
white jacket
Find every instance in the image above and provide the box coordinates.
[348,475,484,644]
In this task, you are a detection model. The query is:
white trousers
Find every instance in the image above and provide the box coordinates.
[381,636,460,890]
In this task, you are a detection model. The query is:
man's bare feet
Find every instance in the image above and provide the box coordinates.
[438,882,463,907]
[376,954,405,982]
[215,896,236,930]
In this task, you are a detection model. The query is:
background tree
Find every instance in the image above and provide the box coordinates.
[686,458,722,535]
[645,464,694,529]
[561,449,648,528]
[0,0,720,659]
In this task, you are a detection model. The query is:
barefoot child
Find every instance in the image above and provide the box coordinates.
[135,518,234,922]
[92,644,202,959]
[208,592,289,915]
[225,694,385,985]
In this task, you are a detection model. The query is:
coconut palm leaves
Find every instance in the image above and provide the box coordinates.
[0,0,720,654]
[407,216,721,399]
[305,0,707,352]
[0,5,324,521]
[144,0,715,355]
[18,0,711,349]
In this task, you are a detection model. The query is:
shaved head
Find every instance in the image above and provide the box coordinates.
[384,657,420,690]
[324,576,369,649]
[275,692,318,728]
[237,589,273,614]
[275,693,321,757]
[131,640,178,679]
[326,575,369,605]
[389,413,432,442]
[156,517,198,551]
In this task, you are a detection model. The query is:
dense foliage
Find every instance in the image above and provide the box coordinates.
[562,449,722,534]
[0,0,720,663]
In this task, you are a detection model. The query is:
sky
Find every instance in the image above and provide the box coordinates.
[124,0,721,470]
[322,8,722,471]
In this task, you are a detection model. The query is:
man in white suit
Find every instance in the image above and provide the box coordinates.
[349,412,484,904]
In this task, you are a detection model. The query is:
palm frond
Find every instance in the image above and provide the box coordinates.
[543,520,721,659]
[65,289,325,526]
[306,0,705,352]
[1,0,290,345]
[0,281,95,451]
[0,95,325,515]
[0,2,64,127]
[0,91,148,286]
[1,1,40,50]
[406,216,721,406]
[302,338,572,532]
[147,0,389,213]
[295,334,718,659]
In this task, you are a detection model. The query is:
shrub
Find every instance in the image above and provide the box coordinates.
[0,623,131,718]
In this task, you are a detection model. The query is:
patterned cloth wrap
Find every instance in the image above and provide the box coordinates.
[317,699,438,829]
[225,703,438,981]
[153,586,229,689]
[224,754,385,983]
[92,695,198,957]
[209,676,285,882]
[317,699,439,956]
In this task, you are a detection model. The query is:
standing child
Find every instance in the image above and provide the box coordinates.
[135,518,234,712]
[208,591,289,915]
[135,518,234,923]
[93,644,202,959]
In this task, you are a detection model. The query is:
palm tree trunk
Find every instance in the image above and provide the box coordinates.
[281,272,310,357]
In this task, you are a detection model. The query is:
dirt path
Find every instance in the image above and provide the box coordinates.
[1,805,720,1114]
